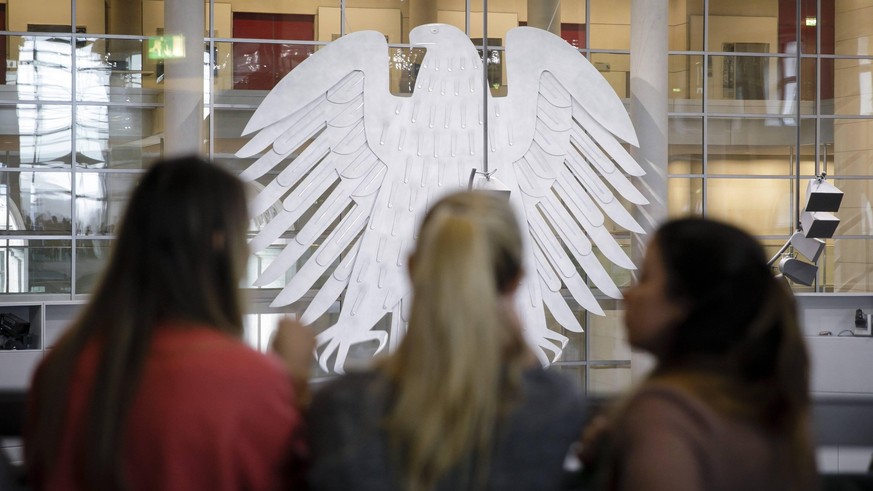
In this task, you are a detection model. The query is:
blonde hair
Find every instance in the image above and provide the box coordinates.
[381,190,530,491]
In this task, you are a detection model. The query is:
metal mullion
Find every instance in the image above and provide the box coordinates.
[209,37,328,46]
[794,0,803,232]
[209,0,215,159]
[340,0,346,38]
[466,0,471,36]
[71,0,79,299]
[585,0,590,52]
[701,0,709,216]
[482,0,489,174]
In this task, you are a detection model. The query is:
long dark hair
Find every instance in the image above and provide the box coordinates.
[651,217,815,486]
[26,156,250,490]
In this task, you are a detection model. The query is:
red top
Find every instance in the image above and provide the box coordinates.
[29,323,306,491]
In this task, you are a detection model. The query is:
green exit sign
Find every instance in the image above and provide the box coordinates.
[148,35,186,60]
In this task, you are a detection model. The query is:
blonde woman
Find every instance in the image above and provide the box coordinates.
[308,190,585,491]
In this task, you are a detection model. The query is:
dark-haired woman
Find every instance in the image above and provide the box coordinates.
[26,156,312,491]
[587,218,817,491]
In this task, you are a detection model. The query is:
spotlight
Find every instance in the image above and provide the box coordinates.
[805,178,843,212]
[778,256,818,286]
[789,231,825,263]
[801,211,839,239]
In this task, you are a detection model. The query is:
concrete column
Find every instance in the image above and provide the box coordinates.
[527,0,561,36]
[163,0,204,156]
[629,0,668,380]
[409,0,438,30]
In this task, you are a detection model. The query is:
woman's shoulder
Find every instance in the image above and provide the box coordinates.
[310,370,389,412]
[618,379,724,439]
[513,368,586,427]
[521,367,583,402]
[150,324,291,385]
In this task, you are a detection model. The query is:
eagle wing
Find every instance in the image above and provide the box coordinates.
[493,27,648,362]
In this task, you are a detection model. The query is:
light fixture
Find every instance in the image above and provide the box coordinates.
[768,174,843,285]
[778,256,818,286]
[802,176,843,239]
[789,231,825,263]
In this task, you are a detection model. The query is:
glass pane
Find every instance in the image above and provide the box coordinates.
[590,53,628,99]
[592,242,634,292]
[212,106,257,168]
[669,55,703,111]
[589,0,630,50]
[671,0,702,51]
[705,177,794,236]
[829,119,873,176]
[707,55,799,114]
[707,117,815,175]
[77,105,161,169]
[669,117,703,174]
[141,0,209,37]
[6,0,71,32]
[826,58,873,116]
[0,171,72,234]
[668,177,703,217]
[708,0,783,54]
[11,35,75,102]
[75,172,138,236]
[460,4,519,53]
[0,104,73,168]
[344,1,404,42]
[0,239,72,294]
[831,238,873,292]
[833,0,873,56]
[802,0,831,55]
[800,57,817,115]
[75,238,112,294]
[79,38,163,103]
[589,309,630,360]
[213,42,321,97]
[557,310,586,362]
[589,366,632,395]
[388,47,426,96]
[831,178,873,236]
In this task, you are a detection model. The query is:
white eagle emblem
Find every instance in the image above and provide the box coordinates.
[237,24,647,373]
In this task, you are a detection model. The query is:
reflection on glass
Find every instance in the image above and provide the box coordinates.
[75,239,111,294]
[82,39,162,101]
[669,117,703,174]
[589,0,630,50]
[668,177,703,216]
[75,172,137,235]
[0,241,72,294]
[389,47,426,96]
[591,53,629,99]
[669,55,703,110]
[77,105,160,169]
[17,36,111,168]
[0,172,72,234]
[829,119,873,176]
[705,178,793,236]
[708,118,815,175]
